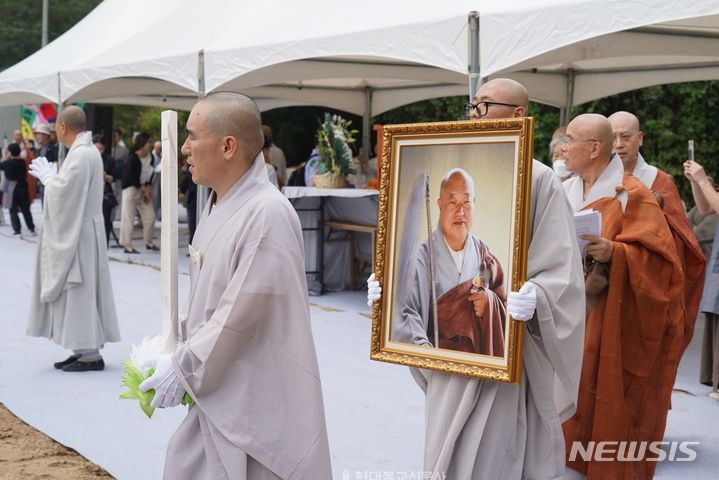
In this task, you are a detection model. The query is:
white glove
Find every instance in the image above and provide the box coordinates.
[28,156,57,186]
[367,273,382,307]
[139,354,186,408]
[507,281,537,321]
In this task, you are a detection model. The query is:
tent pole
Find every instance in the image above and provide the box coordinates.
[57,72,65,167]
[196,49,210,219]
[561,68,576,125]
[468,11,480,100]
[362,86,372,157]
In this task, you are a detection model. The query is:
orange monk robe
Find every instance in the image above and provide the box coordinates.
[651,169,706,354]
[563,175,684,480]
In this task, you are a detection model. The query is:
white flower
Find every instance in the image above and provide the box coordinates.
[129,335,165,371]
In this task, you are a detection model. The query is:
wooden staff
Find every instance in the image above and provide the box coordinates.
[160,110,178,354]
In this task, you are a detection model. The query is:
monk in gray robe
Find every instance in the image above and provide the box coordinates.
[369,78,585,479]
[27,106,120,371]
[395,168,507,357]
[140,92,331,480]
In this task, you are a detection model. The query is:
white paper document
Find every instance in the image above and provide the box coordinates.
[574,210,602,254]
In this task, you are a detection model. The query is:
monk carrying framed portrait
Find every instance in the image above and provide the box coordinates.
[370,118,534,383]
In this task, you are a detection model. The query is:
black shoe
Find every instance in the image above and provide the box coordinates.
[146,244,159,251]
[62,358,105,372]
[124,248,140,254]
[12,231,20,236]
[54,355,80,369]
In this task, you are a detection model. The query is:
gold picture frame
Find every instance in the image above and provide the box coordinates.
[370,118,534,383]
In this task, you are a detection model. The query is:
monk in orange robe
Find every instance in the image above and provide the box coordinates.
[609,111,705,355]
[561,114,684,480]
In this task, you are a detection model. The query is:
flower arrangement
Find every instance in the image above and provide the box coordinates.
[119,335,194,418]
[314,113,357,187]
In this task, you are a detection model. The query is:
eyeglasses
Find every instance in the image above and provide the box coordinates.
[560,135,598,145]
[464,101,519,116]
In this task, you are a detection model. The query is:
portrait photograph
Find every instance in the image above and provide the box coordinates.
[370,118,534,383]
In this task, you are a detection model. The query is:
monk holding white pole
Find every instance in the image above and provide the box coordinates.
[140,92,331,479]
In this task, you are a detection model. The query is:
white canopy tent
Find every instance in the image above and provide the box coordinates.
[0,0,479,113]
[2,0,719,130]
[478,0,719,123]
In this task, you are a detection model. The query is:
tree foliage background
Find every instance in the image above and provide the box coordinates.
[2,1,717,204]
[0,0,102,70]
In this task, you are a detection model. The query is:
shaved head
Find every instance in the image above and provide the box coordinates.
[57,106,86,133]
[471,78,529,119]
[198,92,263,161]
[572,113,613,155]
[608,110,644,169]
[608,111,640,131]
[482,78,528,109]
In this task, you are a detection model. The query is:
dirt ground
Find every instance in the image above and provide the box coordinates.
[0,403,113,479]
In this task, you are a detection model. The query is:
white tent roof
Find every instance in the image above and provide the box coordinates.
[480,0,719,107]
[1,0,718,114]
[0,0,480,114]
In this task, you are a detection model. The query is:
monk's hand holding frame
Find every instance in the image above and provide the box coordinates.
[507,282,536,321]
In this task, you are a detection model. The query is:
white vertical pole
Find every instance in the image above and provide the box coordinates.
[57,73,65,167]
[160,110,179,353]
[468,11,480,101]
[196,50,209,217]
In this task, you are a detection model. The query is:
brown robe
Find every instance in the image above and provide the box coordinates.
[563,174,684,480]
[652,169,706,355]
[433,240,506,356]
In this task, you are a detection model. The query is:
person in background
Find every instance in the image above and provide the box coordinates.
[120,132,157,253]
[179,156,197,246]
[261,130,279,188]
[12,129,37,203]
[684,158,719,400]
[151,140,162,219]
[688,177,719,260]
[94,135,118,245]
[0,143,35,235]
[26,106,120,371]
[262,124,286,187]
[111,128,128,221]
[610,111,705,357]
[549,126,572,181]
[33,124,58,163]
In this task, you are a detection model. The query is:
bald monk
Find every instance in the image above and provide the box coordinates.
[609,111,704,355]
[27,106,120,371]
[562,114,684,479]
[370,78,586,479]
[139,92,331,479]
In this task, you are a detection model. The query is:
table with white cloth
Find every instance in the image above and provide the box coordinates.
[283,186,378,295]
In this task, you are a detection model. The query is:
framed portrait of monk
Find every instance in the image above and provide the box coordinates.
[370,118,534,383]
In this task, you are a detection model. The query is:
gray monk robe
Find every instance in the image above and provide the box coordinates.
[167,154,331,480]
[396,229,507,356]
[405,161,585,479]
[27,131,120,349]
